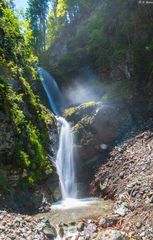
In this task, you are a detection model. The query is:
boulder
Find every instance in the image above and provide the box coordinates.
[37,217,57,239]
[14,190,44,213]
[99,215,118,228]
[42,172,62,202]
[96,230,129,240]
[63,101,131,161]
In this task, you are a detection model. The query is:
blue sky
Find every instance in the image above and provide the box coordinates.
[14,0,28,11]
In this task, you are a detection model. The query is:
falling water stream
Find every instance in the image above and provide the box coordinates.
[38,67,65,115]
[38,67,77,201]
[56,116,77,199]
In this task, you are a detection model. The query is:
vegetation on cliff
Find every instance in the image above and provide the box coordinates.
[0,0,55,191]
[1,0,153,191]
[30,0,153,105]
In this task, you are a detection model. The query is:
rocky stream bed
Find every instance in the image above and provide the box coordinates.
[1,118,153,240]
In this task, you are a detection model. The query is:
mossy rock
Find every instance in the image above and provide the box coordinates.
[64,101,131,161]
[63,101,96,122]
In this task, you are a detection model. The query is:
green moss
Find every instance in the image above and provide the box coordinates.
[64,101,96,123]
[80,101,96,108]
[0,2,55,189]
[63,107,77,119]
[19,151,31,168]
[1,80,53,185]
[74,116,92,132]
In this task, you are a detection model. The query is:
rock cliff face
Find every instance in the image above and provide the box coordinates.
[64,101,131,162]
[0,1,59,206]
[63,101,131,197]
[0,118,15,161]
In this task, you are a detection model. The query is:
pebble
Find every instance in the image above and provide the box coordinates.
[77,222,85,232]
[85,223,97,235]
[149,195,153,203]
[58,226,64,238]
[99,216,118,228]
[136,222,142,229]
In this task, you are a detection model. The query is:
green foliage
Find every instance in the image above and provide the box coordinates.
[56,0,67,18]
[0,77,53,185]
[19,151,31,168]
[42,0,153,103]
[0,0,55,188]
[45,0,98,49]
[26,0,50,55]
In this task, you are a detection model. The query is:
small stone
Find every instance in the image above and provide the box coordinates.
[149,195,153,203]
[70,222,76,226]
[119,172,124,179]
[77,222,85,232]
[140,231,145,237]
[58,226,64,238]
[118,147,124,153]
[42,216,50,224]
[96,230,128,240]
[124,226,130,232]
[141,227,146,232]
[78,237,85,240]
[136,222,142,229]
[113,202,129,216]
[99,216,118,228]
[85,234,91,240]
[85,223,97,236]
[92,233,98,239]
[71,233,80,240]
[43,227,56,238]
[129,231,135,237]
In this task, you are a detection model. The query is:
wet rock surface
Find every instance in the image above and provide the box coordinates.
[91,118,153,239]
[63,102,131,197]
[63,102,131,162]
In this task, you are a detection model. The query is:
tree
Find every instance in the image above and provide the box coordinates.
[26,0,49,56]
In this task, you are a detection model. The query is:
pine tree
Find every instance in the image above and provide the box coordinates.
[26,0,49,55]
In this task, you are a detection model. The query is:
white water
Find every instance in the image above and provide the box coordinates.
[52,197,98,210]
[38,67,66,115]
[56,116,77,199]
[38,67,77,201]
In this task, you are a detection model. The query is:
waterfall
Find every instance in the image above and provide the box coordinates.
[56,117,77,199]
[38,67,77,200]
[38,67,65,115]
